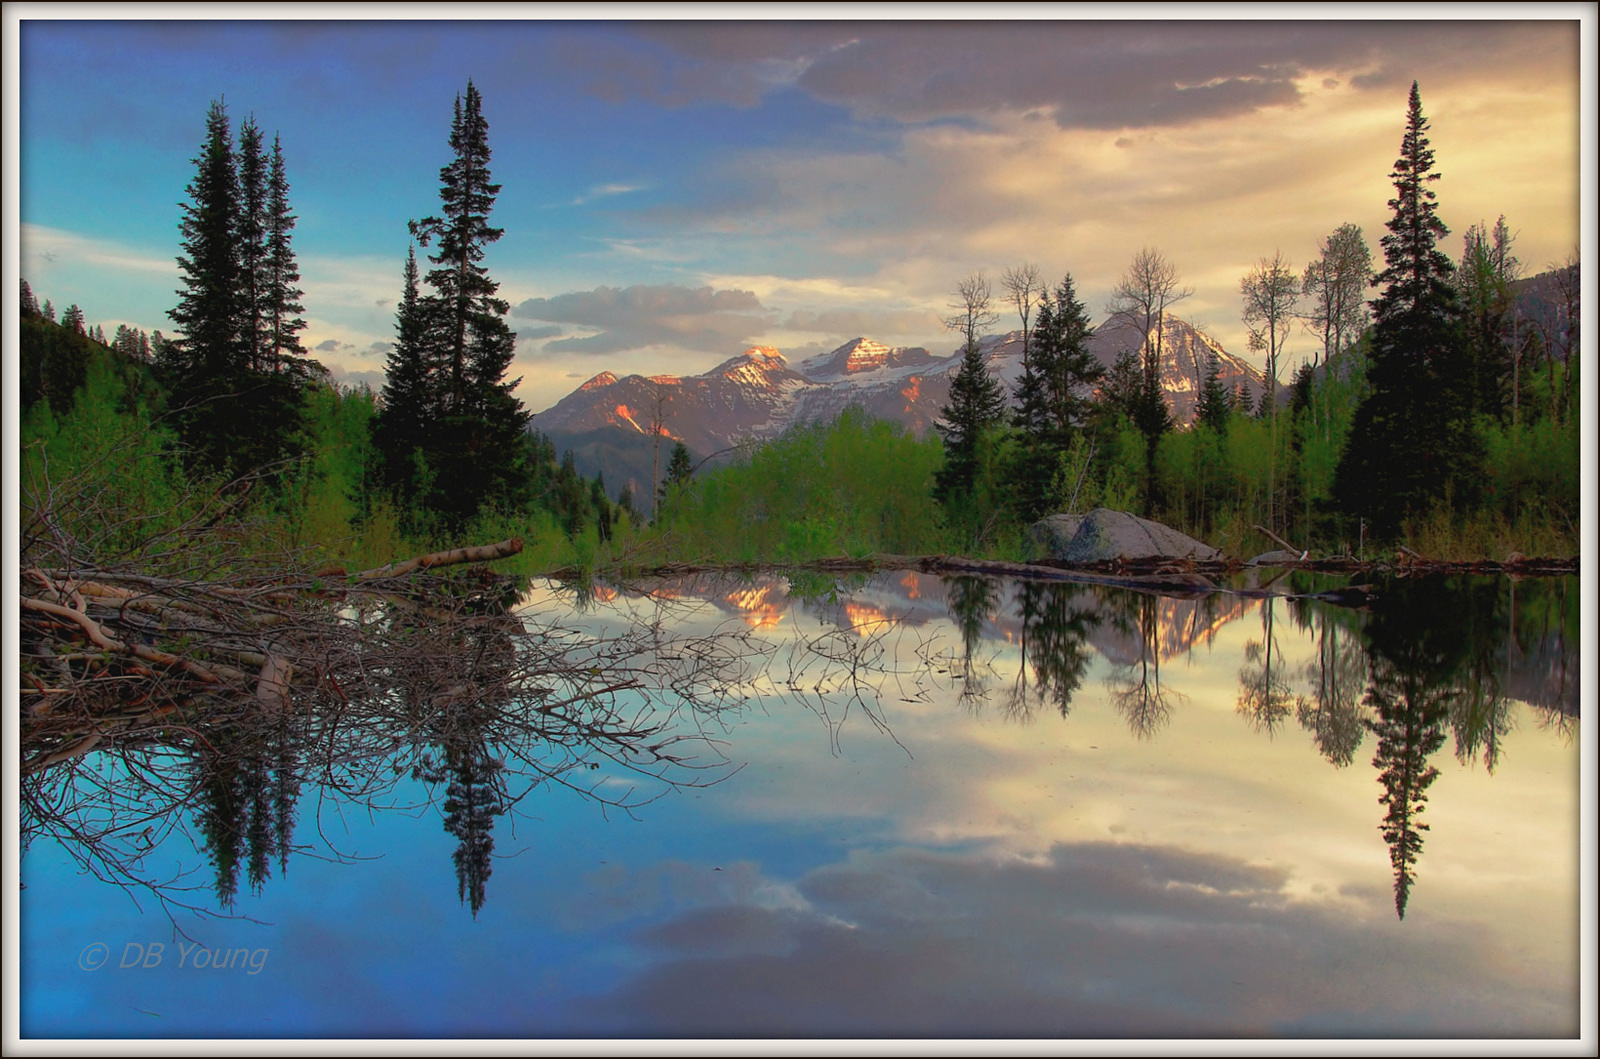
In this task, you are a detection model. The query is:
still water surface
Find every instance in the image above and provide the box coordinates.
[19,570,1583,1038]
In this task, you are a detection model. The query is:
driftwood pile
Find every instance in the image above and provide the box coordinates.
[19,539,526,776]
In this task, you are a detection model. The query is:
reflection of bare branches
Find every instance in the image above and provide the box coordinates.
[1530,704,1578,744]
[1104,594,1183,740]
[1236,598,1301,737]
[20,554,771,922]
[774,610,922,757]
[1296,616,1369,767]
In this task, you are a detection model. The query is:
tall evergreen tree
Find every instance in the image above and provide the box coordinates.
[401,80,532,526]
[236,116,269,372]
[1011,274,1101,520]
[1334,82,1478,538]
[264,133,311,376]
[934,341,1007,508]
[164,100,310,477]
[1196,352,1233,434]
[372,246,438,507]
[166,99,245,474]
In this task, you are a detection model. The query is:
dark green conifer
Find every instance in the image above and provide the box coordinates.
[264,134,311,376]
[402,80,532,526]
[1334,82,1479,537]
[934,342,1007,507]
[1196,352,1233,434]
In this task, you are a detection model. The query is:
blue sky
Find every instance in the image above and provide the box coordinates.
[9,9,1590,412]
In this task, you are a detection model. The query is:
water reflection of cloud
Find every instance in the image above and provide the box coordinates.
[578,842,1575,1037]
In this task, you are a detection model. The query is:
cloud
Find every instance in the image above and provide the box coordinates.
[782,307,941,337]
[511,283,774,356]
[576,842,1576,1037]
[570,183,649,206]
[514,325,564,341]
[596,22,1574,131]
[20,224,177,278]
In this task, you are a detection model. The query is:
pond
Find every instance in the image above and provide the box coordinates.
[17,569,1584,1039]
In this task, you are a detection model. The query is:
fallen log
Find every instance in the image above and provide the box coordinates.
[20,596,249,685]
[355,537,524,580]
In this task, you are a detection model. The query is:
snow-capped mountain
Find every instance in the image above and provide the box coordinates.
[532,319,1267,500]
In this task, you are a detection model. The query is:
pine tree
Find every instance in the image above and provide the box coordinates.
[1012,274,1101,520]
[264,133,310,376]
[236,116,269,372]
[402,80,532,526]
[934,340,1007,508]
[1334,82,1478,538]
[372,246,438,507]
[164,100,310,477]
[166,99,244,474]
[1196,352,1232,434]
[20,278,40,317]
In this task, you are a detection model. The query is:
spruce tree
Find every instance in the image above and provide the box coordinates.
[1037,274,1101,438]
[1196,352,1233,434]
[372,246,437,508]
[264,134,310,376]
[403,80,532,526]
[166,99,244,474]
[164,100,310,478]
[1334,82,1478,537]
[236,116,268,372]
[1011,274,1101,520]
[934,340,1007,508]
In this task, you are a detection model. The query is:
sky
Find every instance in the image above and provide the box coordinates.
[7,7,1593,414]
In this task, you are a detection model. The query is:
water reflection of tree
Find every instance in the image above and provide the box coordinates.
[944,576,1001,713]
[1294,605,1369,767]
[1011,582,1100,721]
[1359,576,1504,919]
[191,714,302,906]
[1236,597,1299,736]
[1103,592,1183,740]
[21,573,765,923]
[404,609,520,917]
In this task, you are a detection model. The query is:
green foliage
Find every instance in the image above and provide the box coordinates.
[661,409,948,562]
[20,312,96,416]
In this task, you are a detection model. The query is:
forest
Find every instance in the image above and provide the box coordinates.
[18,81,1582,583]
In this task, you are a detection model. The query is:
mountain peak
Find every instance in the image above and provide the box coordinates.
[798,337,940,380]
[578,370,618,392]
[711,346,790,379]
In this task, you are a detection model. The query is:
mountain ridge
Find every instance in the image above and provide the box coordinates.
[532,317,1269,500]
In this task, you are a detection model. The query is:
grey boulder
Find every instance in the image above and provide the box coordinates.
[1035,507,1222,563]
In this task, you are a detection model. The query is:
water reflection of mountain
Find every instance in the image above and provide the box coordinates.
[611,571,1579,728]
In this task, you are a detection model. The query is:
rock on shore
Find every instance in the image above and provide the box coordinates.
[1033,508,1222,563]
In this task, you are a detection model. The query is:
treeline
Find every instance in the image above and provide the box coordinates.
[644,83,1577,565]
[21,80,1580,576]
[20,83,634,576]
[908,80,1578,560]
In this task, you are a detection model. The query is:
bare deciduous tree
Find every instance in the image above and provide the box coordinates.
[1002,262,1043,364]
[944,271,1000,356]
[1301,224,1373,377]
[1108,248,1193,393]
[1240,250,1300,412]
